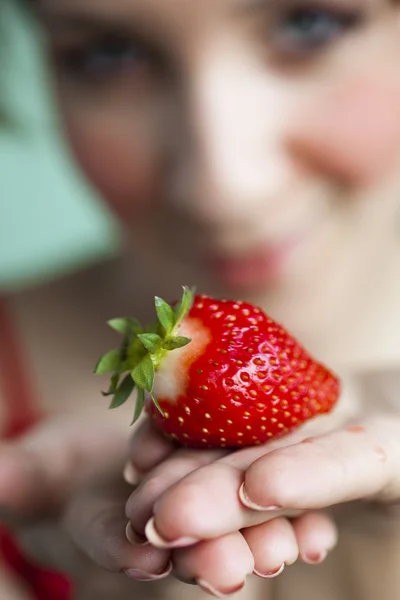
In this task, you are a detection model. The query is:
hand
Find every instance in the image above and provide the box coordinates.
[122,420,338,596]
[0,410,131,521]
[62,420,222,583]
[0,410,187,599]
[0,410,132,582]
[126,413,400,596]
[61,419,336,598]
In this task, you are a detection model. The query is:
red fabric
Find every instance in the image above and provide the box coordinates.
[0,297,73,600]
[0,298,42,438]
[0,530,73,600]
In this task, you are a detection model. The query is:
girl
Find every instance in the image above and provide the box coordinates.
[2,0,400,599]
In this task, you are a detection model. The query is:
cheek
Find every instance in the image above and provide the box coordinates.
[61,109,160,222]
[292,73,400,186]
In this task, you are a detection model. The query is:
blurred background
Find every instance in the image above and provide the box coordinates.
[0,0,121,293]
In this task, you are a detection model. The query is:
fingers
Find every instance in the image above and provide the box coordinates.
[170,511,336,595]
[64,475,171,581]
[240,417,399,512]
[124,420,177,485]
[170,513,336,597]
[241,518,298,578]
[172,532,254,598]
[126,422,309,545]
[241,511,337,580]
[126,447,227,537]
[292,511,338,564]
[0,415,129,520]
[144,462,285,546]
[125,384,356,543]
[142,417,400,547]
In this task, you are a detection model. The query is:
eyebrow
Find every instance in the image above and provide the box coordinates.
[38,5,172,64]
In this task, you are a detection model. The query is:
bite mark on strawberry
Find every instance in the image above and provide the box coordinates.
[152,317,211,403]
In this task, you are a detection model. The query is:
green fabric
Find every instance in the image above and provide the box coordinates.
[0,0,121,292]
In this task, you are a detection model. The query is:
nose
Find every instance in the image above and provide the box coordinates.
[168,45,294,226]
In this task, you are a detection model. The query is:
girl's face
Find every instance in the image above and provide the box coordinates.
[36,0,400,347]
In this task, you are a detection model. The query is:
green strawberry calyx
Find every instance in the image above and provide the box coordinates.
[94,286,194,425]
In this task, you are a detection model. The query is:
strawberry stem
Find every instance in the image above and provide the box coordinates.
[95,286,194,425]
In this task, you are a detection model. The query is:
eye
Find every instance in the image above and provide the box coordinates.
[53,34,158,84]
[270,6,363,57]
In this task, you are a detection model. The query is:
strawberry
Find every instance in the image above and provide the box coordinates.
[95,287,340,448]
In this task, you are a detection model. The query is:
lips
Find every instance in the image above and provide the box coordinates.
[209,237,301,289]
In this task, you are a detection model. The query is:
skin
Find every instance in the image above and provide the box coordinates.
[3,0,400,597]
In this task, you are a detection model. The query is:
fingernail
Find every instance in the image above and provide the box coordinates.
[302,551,327,565]
[238,483,282,512]
[123,462,140,486]
[145,517,198,549]
[126,522,149,546]
[197,579,245,598]
[253,563,285,579]
[124,561,172,582]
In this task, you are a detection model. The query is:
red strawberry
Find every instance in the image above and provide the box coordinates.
[95,287,340,448]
